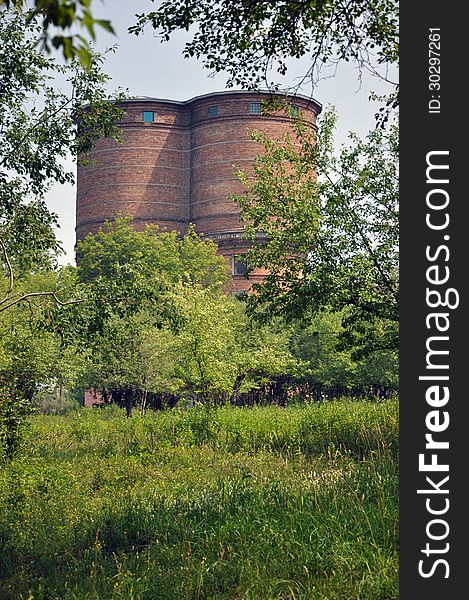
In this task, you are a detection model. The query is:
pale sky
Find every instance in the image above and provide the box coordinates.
[45,1,398,265]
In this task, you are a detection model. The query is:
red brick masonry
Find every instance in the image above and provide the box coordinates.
[76,91,321,293]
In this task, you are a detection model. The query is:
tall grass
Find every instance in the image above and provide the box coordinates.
[0,399,398,599]
[27,399,398,460]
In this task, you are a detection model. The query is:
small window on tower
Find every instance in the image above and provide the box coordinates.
[249,102,262,115]
[143,111,155,122]
[232,255,248,277]
[208,105,219,117]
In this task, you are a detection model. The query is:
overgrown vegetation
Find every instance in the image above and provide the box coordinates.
[235,109,399,358]
[0,12,123,455]
[1,216,398,456]
[0,400,398,599]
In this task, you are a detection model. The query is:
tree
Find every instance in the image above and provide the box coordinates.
[0,12,123,457]
[0,271,85,457]
[79,313,155,416]
[235,109,398,356]
[161,286,294,405]
[0,12,124,314]
[70,220,295,413]
[290,310,398,398]
[131,0,398,93]
[71,218,229,338]
[63,219,231,414]
[76,220,229,290]
[0,0,114,67]
[121,285,295,408]
[291,311,356,391]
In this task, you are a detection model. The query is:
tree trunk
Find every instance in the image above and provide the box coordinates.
[140,389,148,416]
[125,390,133,418]
[230,373,246,405]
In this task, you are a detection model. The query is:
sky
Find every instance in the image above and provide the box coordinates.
[45,1,397,265]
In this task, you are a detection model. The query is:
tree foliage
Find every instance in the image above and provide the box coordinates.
[80,286,296,412]
[69,218,229,339]
[0,12,125,313]
[235,109,398,355]
[131,0,398,92]
[62,219,295,412]
[77,219,229,290]
[52,220,229,412]
[291,310,398,395]
[0,271,84,457]
[2,1,399,123]
[2,1,399,94]
[158,287,294,404]
[0,0,114,67]
[0,12,123,456]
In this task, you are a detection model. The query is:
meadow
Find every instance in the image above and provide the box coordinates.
[0,400,399,599]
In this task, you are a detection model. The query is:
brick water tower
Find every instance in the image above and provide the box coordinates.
[76,91,321,293]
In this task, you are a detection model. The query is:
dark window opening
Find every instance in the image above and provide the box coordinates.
[232,255,248,276]
[249,102,262,115]
[143,111,155,122]
[208,105,219,117]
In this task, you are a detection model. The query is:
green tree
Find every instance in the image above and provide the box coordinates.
[291,311,356,390]
[67,219,231,414]
[71,218,229,338]
[0,12,124,313]
[0,271,84,457]
[3,2,398,114]
[77,220,229,290]
[291,310,398,398]
[75,284,295,413]
[0,12,123,456]
[235,109,398,356]
[78,313,155,416]
[140,286,295,406]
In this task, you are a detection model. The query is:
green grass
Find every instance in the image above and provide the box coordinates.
[0,400,399,599]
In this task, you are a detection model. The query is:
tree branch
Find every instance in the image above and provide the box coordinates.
[0,290,84,313]
[323,170,398,305]
[0,237,14,298]
[0,95,74,170]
